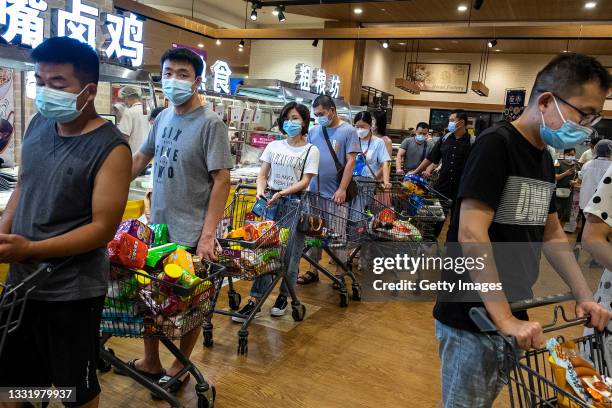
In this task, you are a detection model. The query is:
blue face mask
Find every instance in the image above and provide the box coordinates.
[283,120,302,138]
[540,97,593,150]
[415,134,426,143]
[35,86,89,123]
[317,115,331,127]
[162,78,195,106]
[447,121,457,133]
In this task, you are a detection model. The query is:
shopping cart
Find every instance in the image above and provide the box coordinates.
[213,184,305,355]
[470,293,609,408]
[99,261,223,408]
[300,191,371,307]
[0,260,71,358]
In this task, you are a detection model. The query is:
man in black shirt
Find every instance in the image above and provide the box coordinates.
[433,53,612,407]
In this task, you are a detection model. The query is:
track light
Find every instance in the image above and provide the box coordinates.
[312,39,319,47]
[216,39,221,46]
[473,0,484,10]
[278,9,286,22]
[239,39,245,49]
[382,40,389,49]
[273,6,280,16]
[250,9,257,20]
[487,39,497,48]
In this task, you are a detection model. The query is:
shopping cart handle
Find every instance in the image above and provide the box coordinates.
[510,293,574,312]
[469,307,499,334]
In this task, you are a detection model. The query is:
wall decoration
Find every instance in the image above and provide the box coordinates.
[504,89,526,121]
[406,62,470,93]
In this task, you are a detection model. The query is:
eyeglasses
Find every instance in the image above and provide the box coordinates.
[548,91,602,127]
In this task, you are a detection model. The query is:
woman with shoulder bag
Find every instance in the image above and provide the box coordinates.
[232,102,320,321]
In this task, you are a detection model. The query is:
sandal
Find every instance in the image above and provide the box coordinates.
[297,271,319,285]
[114,359,165,381]
[152,373,191,399]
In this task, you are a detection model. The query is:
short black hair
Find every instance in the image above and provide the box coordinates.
[160,48,204,76]
[278,102,310,136]
[416,122,429,130]
[371,109,387,136]
[353,111,373,126]
[563,148,576,155]
[31,37,99,85]
[590,134,602,147]
[450,109,468,124]
[313,95,336,110]
[529,53,612,104]
[150,107,165,121]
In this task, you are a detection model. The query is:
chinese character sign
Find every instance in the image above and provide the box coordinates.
[326,74,340,98]
[504,89,526,122]
[311,68,326,95]
[104,12,143,67]
[56,0,99,49]
[211,60,231,94]
[294,63,311,92]
[0,0,48,48]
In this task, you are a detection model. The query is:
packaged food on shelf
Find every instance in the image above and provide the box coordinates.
[108,232,148,269]
[146,243,178,268]
[163,248,195,275]
[116,219,154,247]
[149,223,169,247]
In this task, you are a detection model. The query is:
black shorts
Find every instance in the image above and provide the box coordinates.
[0,295,105,407]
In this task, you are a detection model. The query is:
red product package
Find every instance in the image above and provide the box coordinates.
[116,219,154,247]
[108,232,148,269]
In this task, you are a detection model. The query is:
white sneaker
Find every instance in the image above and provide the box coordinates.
[232,300,260,323]
[270,295,288,317]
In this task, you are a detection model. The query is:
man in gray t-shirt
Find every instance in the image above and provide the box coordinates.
[129,47,232,392]
[396,122,432,174]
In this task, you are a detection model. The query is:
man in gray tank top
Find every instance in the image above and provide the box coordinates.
[0,37,132,407]
[128,48,233,395]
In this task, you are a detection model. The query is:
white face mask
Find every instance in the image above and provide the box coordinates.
[356,128,370,139]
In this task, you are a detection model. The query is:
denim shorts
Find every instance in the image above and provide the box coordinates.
[435,320,508,408]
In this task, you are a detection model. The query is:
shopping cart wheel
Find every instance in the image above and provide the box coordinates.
[291,304,306,322]
[197,384,216,408]
[339,291,349,308]
[202,324,214,348]
[228,291,242,311]
[351,284,362,301]
[237,331,248,355]
[98,347,114,373]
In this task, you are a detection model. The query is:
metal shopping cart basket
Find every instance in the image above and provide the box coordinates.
[300,191,370,307]
[213,184,305,355]
[470,293,610,408]
[99,260,223,408]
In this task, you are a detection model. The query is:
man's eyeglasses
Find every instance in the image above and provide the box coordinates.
[546,91,602,127]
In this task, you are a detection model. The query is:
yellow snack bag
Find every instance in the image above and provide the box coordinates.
[162,248,195,275]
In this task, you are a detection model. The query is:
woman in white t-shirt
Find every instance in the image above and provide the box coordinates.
[233,102,320,321]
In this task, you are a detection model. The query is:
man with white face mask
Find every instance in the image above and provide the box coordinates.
[396,122,432,174]
[128,48,233,396]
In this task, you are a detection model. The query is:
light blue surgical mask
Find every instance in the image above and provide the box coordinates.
[415,134,426,143]
[283,120,302,138]
[317,115,331,127]
[447,121,457,133]
[35,85,89,123]
[162,78,195,106]
[540,97,593,150]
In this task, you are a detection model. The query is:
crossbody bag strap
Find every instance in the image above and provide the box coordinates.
[299,144,314,181]
[322,126,343,173]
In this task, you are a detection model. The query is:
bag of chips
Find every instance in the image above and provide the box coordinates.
[149,223,168,247]
[108,232,148,269]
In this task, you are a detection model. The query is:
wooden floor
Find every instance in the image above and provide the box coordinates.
[94,235,600,408]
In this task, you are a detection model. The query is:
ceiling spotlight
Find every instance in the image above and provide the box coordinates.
[382,40,389,49]
[239,39,245,49]
[238,47,243,52]
[216,39,221,46]
[312,39,319,47]
[473,0,484,10]
[278,10,286,22]
[494,49,502,52]
[274,5,285,21]
[398,42,406,45]
[250,9,257,20]
[487,39,497,48]
[584,1,597,8]
[273,6,280,15]
[457,5,468,11]
[354,7,363,14]
[197,43,204,48]
[433,47,442,51]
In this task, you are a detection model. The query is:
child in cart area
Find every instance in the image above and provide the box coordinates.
[0,37,132,407]
[127,47,233,395]
[433,53,612,407]
[232,102,320,321]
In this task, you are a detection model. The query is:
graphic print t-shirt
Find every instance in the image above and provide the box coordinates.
[434,121,557,331]
[140,106,234,247]
[260,140,320,190]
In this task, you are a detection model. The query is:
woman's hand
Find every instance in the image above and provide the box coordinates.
[383,182,392,190]
[267,192,283,207]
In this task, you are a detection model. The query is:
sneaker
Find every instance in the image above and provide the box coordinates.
[232,300,260,323]
[270,295,288,317]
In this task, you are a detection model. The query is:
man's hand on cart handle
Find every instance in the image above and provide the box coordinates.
[332,188,347,204]
[0,233,34,263]
[497,316,545,350]
[575,301,611,332]
[196,236,217,262]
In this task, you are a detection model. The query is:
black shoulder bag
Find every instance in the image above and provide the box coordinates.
[322,127,359,202]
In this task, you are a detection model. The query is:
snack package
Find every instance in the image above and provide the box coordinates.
[108,232,148,269]
[192,256,210,277]
[119,270,151,299]
[116,219,154,247]
[163,248,195,275]
[224,227,246,239]
[149,223,168,247]
[146,243,178,268]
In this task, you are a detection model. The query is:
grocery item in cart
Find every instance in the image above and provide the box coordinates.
[146,243,178,268]
[163,248,195,275]
[108,232,148,269]
[149,223,168,247]
[120,270,151,298]
[116,219,154,247]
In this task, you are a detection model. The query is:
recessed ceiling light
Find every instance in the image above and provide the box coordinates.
[457,5,468,11]
[433,47,442,51]
[382,40,389,49]
[584,2,597,9]
[494,49,502,52]
[380,8,386,11]
[216,39,221,45]
[354,7,363,14]
[197,43,204,48]
[238,47,243,52]
[398,42,406,45]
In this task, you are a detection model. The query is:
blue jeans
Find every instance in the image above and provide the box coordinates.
[435,320,508,408]
[250,195,304,299]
